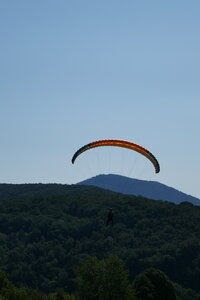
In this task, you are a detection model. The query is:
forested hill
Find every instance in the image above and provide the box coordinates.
[78,174,200,205]
[1,183,200,297]
[0,183,106,199]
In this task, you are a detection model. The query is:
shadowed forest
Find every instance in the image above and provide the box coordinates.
[1,183,200,299]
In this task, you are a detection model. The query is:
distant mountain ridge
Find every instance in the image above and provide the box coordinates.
[77,174,200,205]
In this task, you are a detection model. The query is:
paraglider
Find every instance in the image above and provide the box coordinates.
[72,139,160,227]
[71,139,160,174]
[106,208,114,226]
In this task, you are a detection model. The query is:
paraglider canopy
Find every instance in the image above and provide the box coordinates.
[72,139,160,174]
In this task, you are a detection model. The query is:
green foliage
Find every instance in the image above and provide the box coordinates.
[0,269,77,299]
[1,183,200,296]
[0,270,27,300]
[75,255,135,300]
[0,270,11,290]
[175,284,200,300]
[53,289,76,300]
[133,268,177,300]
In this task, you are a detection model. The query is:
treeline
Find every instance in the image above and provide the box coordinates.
[1,255,199,299]
[0,184,200,296]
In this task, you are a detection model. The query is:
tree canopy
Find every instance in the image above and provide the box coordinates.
[0,183,200,298]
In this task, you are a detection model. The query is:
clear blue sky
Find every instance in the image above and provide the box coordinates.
[1,1,200,198]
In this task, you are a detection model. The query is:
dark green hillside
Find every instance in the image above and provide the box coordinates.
[0,183,200,294]
[0,183,103,199]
